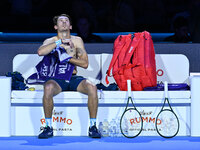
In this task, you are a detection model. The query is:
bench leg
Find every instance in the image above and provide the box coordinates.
[191,76,200,137]
[0,77,11,137]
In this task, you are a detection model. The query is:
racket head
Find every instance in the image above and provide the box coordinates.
[120,108,143,138]
[155,109,179,138]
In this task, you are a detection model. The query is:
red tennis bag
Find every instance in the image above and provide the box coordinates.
[106,31,157,91]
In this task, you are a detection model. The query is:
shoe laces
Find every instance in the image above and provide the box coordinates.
[40,126,49,132]
[91,126,98,132]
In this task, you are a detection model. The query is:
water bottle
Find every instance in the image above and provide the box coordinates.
[98,122,103,135]
[109,119,115,137]
[112,119,117,137]
[124,118,129,136]
[116,117,122,137]
[102,119,109,137]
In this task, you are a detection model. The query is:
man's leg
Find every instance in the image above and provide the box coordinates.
[77,79,101,138]
[43,80,62,118]
[38,80,62,139]
[77,79,98,119]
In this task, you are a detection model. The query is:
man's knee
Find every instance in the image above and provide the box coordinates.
[43,80,61,97]
[44,82,55,92]
[86,82,97,96]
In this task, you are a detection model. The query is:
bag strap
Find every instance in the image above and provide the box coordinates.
[114,34,142,74]
[122,32,144,66]
[118,32,145,82]
[105,34,132,84]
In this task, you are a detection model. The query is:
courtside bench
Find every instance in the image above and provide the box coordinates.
[0,54,200,137]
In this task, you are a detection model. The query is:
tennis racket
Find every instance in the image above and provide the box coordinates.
[120,80,143,138]
[155,81,180,138]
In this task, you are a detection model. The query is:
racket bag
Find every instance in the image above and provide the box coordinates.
[106,31,157,91]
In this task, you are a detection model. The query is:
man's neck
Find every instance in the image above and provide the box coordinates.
[57,31,71,39]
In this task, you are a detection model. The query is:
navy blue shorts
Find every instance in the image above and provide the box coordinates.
[46,75,86,91]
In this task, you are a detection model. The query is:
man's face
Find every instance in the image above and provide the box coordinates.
[55,16,72,31]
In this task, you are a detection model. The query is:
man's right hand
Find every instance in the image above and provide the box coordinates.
[62,39,74,49]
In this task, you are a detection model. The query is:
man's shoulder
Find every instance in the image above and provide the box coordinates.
[46,35,82,41]
[42,36,57,45]
[45,36,57,42]
[71,35,82,40]
[71,35,84,45]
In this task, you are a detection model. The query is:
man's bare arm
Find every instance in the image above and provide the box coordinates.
[69,52,88,69]
[37,38,57,56]
[69,38,88,69]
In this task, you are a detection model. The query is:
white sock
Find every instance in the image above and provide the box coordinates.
[90,118,96,128]
[45,118,52,127]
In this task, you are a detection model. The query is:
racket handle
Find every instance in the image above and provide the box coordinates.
[164,81,168,97]
[127,80,131,97]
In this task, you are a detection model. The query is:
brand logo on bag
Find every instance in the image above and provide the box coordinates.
[128,46,134,53]
[156,69,164,76]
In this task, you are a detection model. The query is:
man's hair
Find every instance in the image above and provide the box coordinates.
[53,14,72,25]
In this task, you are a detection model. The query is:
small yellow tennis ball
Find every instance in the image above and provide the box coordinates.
[27,87,35,91]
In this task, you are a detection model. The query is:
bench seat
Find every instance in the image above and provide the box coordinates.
[1,53,200,137]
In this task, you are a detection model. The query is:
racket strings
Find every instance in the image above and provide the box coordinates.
[156,110,179,137]
[120,108,143,138]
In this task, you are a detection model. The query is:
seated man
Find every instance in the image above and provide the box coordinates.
[37,14,101,138]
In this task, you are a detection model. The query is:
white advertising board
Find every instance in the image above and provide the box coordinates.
[11,105,190,136]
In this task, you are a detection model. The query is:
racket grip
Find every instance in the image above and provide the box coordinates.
[127,80,131,97]
[164,81,168,97]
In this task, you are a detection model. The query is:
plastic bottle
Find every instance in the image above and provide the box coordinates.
[102,119,109,137]
[98,122,103,135]
[109,119,115,137]
[116,117,122,137]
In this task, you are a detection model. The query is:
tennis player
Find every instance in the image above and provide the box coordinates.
[37,14,101,138]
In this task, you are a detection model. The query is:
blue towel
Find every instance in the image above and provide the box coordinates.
[27,47,74,84]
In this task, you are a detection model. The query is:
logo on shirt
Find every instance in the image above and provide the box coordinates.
[41,64,48,76]
[58,64,68,74]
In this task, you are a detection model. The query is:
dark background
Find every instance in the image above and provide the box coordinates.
[1,0,200,75]
[0,0,199,34]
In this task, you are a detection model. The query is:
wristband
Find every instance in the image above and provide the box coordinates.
[55,39,62,47]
